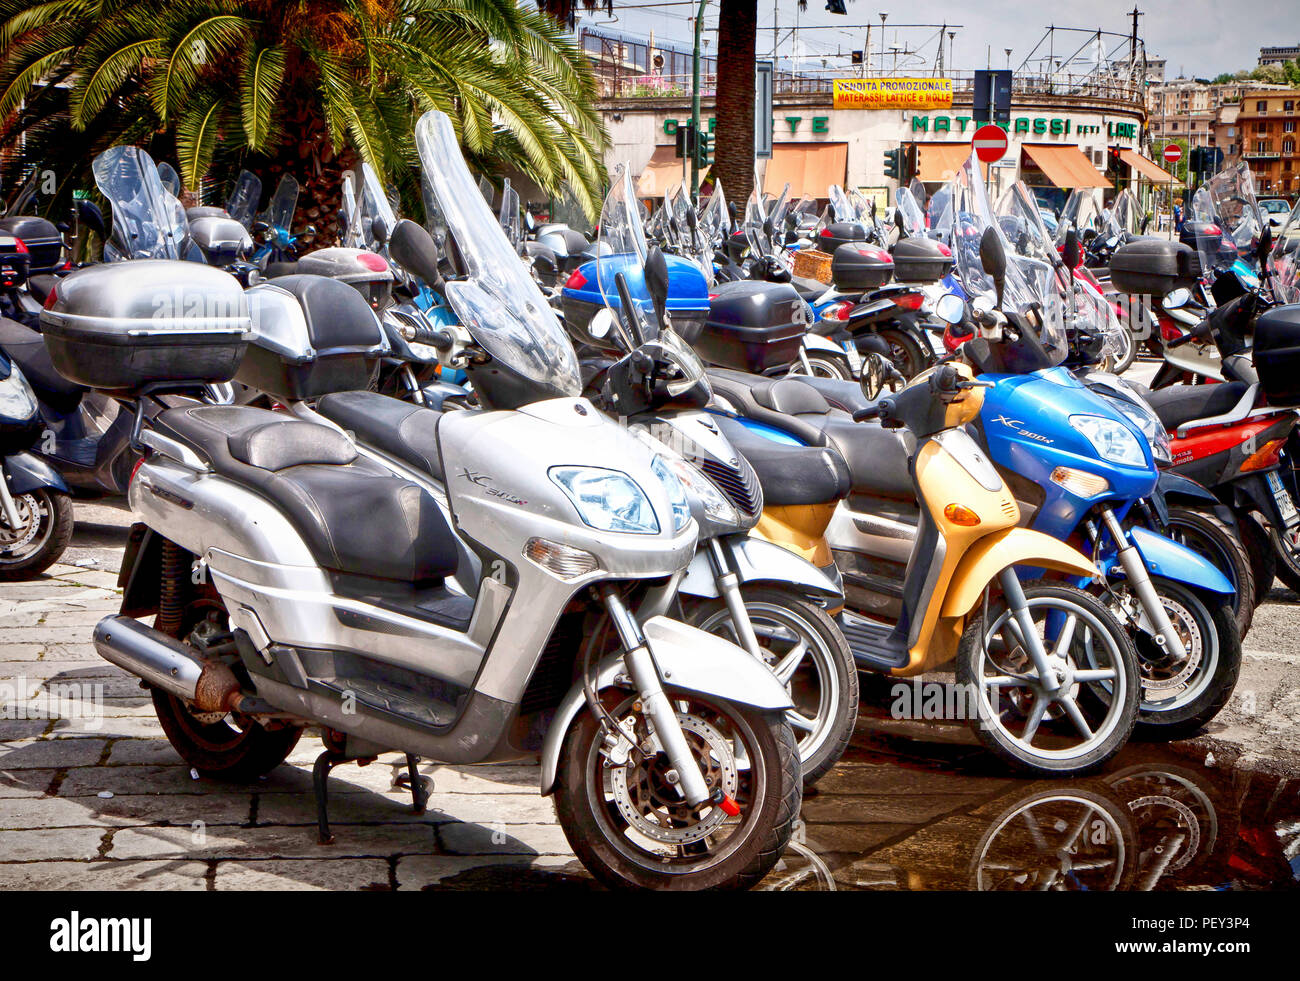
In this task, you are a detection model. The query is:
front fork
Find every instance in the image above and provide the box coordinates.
[602,587,711,807]
[1095,507,1188,661]
[0,464,25,530]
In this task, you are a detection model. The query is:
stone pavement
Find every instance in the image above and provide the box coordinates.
[1,500,1297,891]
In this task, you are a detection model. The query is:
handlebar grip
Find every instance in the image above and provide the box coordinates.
[853,406,881,423]
[400,322,455,351]
[1165,331,1199,350]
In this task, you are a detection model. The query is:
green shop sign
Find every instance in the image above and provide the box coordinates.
[911,115,1138,140]
[664,117,829,136]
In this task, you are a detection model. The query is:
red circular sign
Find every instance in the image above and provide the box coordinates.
[972,125,1008,163]
[1163,144,1183,163]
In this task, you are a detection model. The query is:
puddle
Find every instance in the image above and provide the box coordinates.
[759,742,1300,891]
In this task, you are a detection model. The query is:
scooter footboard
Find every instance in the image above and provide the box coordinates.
[538,616,794,795]
[940,528,1099,620]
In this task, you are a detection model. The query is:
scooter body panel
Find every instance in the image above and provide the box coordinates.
[3,450,68,495]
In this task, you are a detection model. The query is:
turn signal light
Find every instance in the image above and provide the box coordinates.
[564,268,587,291]
[943,504,981,527]
[893,292,925,312]
[1051,467,1111,497]
[1240,438,1286,474]
[524,538,599,580]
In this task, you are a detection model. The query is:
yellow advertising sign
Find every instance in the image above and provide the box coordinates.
[833,78,954,111]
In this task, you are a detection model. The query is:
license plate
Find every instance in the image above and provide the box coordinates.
[1267,471,1299,527]
[843,340,863,373]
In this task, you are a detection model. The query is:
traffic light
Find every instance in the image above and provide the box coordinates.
[695,130,713,169]
[883,147,902,181]
[674,123,695,160]
[903,144,918,184]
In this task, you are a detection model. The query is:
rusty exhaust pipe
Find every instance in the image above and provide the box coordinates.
[93,615,242,713]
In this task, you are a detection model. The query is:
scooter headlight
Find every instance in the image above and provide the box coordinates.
[656,453,738,526]
[1069,414,1147,468]
[550,466,660,535]
[0,363,36,420]
[650,455,693,533]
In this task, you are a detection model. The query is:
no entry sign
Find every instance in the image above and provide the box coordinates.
[972,125,1008,164]
[1163,144,1183,164]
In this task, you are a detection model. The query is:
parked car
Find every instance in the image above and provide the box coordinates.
[1259,198,1292,229]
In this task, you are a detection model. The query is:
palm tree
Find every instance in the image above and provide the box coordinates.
[0,0,609,226]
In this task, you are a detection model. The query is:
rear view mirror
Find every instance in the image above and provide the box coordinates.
[371,217,389,248]
[1258,224,1274,265]
[979,227,1007,308]
[860,353,891,402]
[1063,228,1080,275]
[76,200,106,240]
[388,219,444,290]
[934,293,966,326]
[589,307,614,340]
[1163,287,1191,310]
[645,246,670,330]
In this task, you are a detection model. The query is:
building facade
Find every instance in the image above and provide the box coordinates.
[1260,45,1300,67]
[1236,88,1300,196]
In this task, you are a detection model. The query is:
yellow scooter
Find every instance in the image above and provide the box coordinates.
[756,346,1141,774]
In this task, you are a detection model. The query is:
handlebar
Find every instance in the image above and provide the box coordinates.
[399,321,455,352]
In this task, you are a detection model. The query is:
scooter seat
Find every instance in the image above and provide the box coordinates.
[814,416,914,501]
[154,404,457,585]
[0,316,86,413]
[713,415,850,506]
[315,391,444,480]
[26,274,61,307]
[1144,382,1250,432]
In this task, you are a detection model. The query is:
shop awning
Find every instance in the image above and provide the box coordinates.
[637,145,685,198]
[1022,144,1112,189]
[1119,148,1175,183]
[913,142,980,183]
[763,143,848,199]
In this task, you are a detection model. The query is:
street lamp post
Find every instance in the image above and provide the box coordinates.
[690,0,708,200]
[878,12,888,76]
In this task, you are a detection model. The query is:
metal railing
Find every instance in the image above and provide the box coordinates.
[593,66,1146,108]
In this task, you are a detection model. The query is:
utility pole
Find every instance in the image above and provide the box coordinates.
[690,0,708,200]
[877,12,888,76]
[1129,7,1141,66]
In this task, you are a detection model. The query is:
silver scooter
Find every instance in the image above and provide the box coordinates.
[57,113,801,891]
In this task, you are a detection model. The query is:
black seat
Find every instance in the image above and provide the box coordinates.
[153,404,457,585]
[26,274,61,307]
[315,391,444,480]
[0,316,86,413]
[714,416,850,506]
[1145,382,1251,432]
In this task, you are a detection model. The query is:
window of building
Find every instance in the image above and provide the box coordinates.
[1287,100,1296,112]
[1258,120,1269,133]
[1285,140,1296,155]
[1258,100,1269,111]
[1285,120,1297,133]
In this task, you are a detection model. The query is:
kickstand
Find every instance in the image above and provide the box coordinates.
[394,754,432,815]
[312,750,348,845]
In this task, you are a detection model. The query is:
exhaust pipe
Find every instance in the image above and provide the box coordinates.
[94,615,242,713]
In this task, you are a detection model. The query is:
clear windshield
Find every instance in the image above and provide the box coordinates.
[226,171,262,229]
[156,163,181,197]
[262,174,299,234]
[414,109,580,396]
[1207,162,1263,259]
[597,164,705,395]
[1270,200,1300,304]
[951,151,1066,358]
[339,170,359,247]
[1057,187,1105,246]
[1189,185,1227,276]
[895,187,926,238]
[828,185,854,224]
[6,170,42,216]
[499,179,521,249]
[356,162,397,253]
[1109,189,1143,238]
[92,145,191,261]
[478,176,494,206]
[927,184,954,242]
[701,182,729,246]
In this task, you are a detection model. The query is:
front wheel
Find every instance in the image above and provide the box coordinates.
[552,690,800,891]
[956,581,1139,776]
[0,486,73,581]
[687,587,859,788]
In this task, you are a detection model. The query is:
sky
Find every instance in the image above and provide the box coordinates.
[577,0,1296,80]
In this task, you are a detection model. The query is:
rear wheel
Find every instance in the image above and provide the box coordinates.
[1269,521,1300,596]
[0,487,72,581]
[788,352,852,380]
[1239,514,1276,605]
[152,593,301,782]
[956,582,1139,776]
[875,327,928,381]
[552,690,799,890]
[1163,507,1256,639]
[687,587,858,788]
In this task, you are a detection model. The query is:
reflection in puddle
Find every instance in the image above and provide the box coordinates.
[760,740,1300,892]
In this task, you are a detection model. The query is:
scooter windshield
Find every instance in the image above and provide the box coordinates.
[356,162,398,253]
[701,181,729,244]
[895,187,926,239]
[225,171,262,230]
[415,109,580,397]
[1207,162,1263,259]
[1188,185,1227,275]
[156,162,181,197]
[829,185,855,224]
[952,152,1066,361]
[1270,200,1300,304]
[499,180,522,250]
[669,184,713,286]
[262,174,299,236]
[1057,187,1104,247]
[927,185,954,242]
[92,145,191,261]
[597,164,706,396]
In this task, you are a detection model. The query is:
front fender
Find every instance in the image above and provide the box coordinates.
[1156,470,1221,508]
[539,615,794,795]
[1103,525,1234,596]
[802,332,844,356]
[941,528,1098,619]
[4,452,68,495]
[678,536,843,601]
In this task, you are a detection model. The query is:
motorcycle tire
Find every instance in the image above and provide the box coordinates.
[686,587,859,788]
[875,327,928,381]
[0,487,73,581]
[553,690,799,891]
[788,353,852,381]
[1238,514,1277,605]
[1163,506,1256,639]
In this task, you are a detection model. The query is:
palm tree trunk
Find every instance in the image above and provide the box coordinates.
[714,0,757,207]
